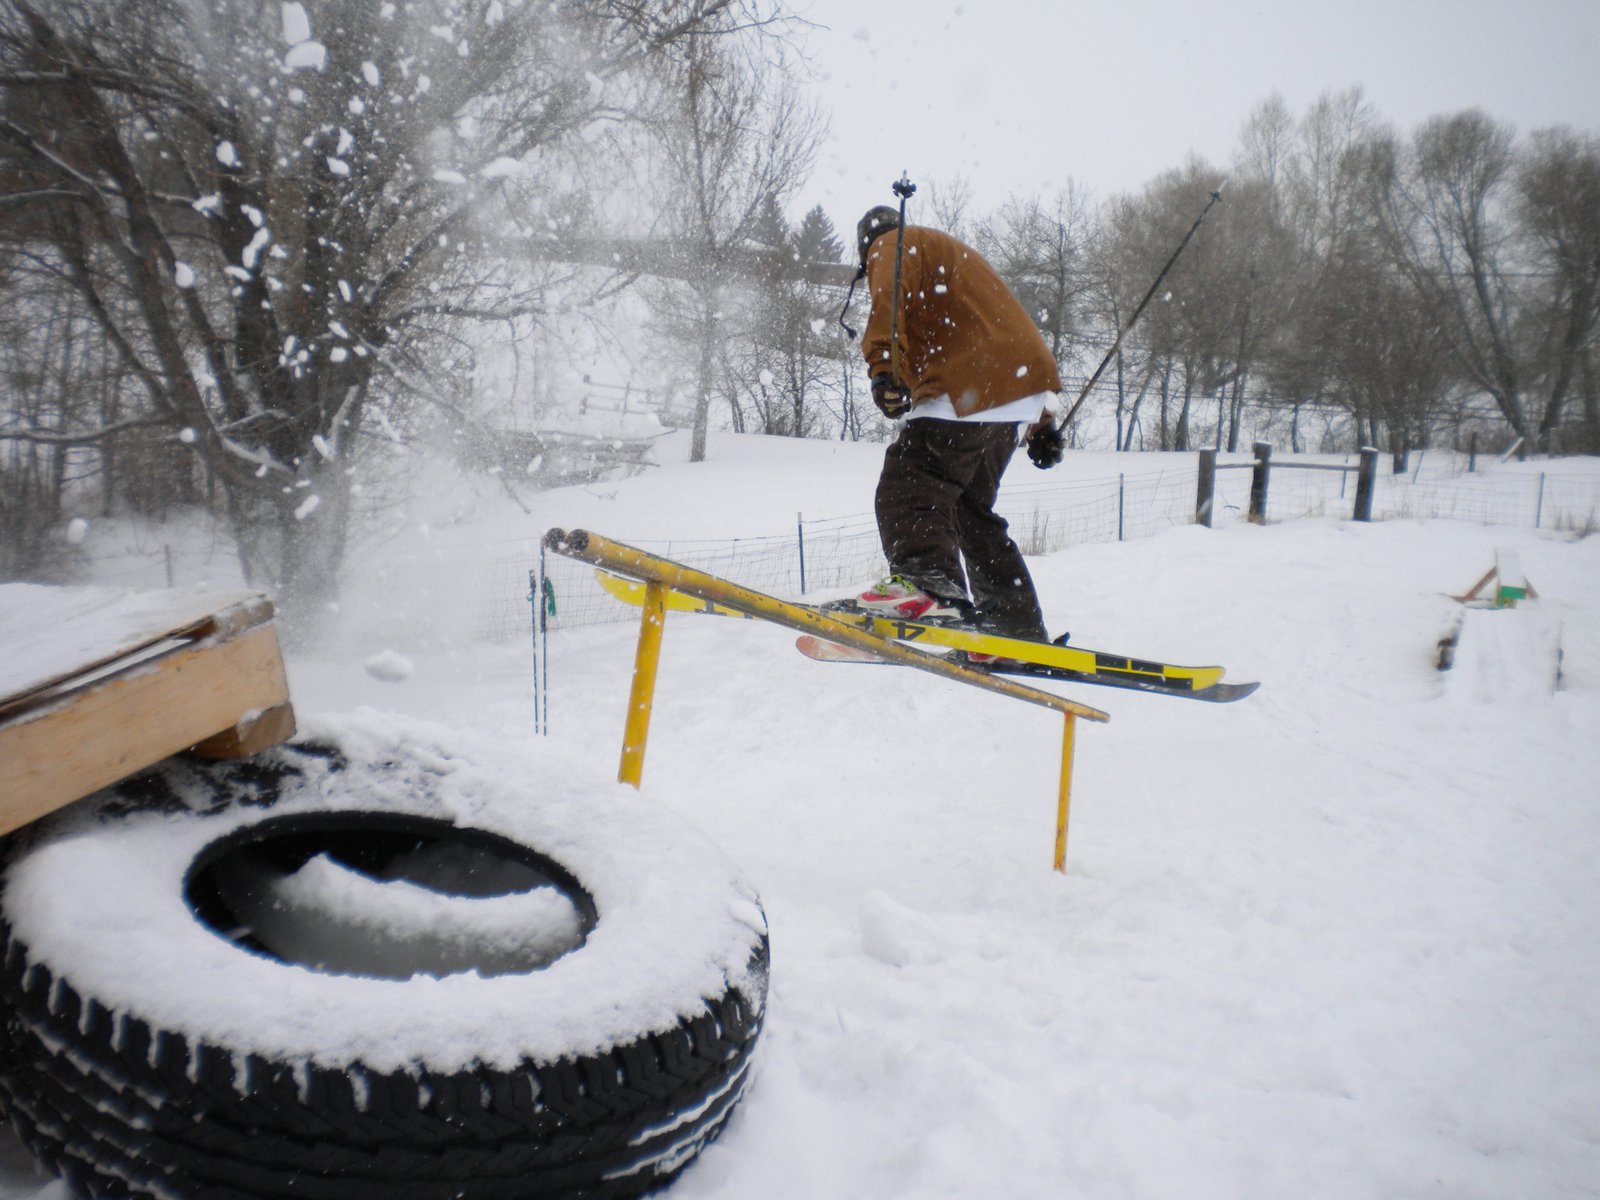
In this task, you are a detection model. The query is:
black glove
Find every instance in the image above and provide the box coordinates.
[1026,420,1065,469]
[871,375,911,419]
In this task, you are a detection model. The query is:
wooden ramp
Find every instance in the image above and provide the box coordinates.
[0,585,295,836]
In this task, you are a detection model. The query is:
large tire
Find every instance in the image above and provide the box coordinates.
[0,715,767,1199]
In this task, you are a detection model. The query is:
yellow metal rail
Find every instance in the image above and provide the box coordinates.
[543,528,1108,871]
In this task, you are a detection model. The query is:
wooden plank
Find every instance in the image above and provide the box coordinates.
[0,590,270,719]
[190,702,298,760]
[0,622,293,836]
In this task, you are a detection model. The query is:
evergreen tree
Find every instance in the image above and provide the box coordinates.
[795,205,844,264]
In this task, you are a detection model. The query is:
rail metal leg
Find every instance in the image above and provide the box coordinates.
[619,581,667,788]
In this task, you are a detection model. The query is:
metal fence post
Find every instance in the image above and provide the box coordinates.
[1535,474,1546,529]
[1117,474,1125,541]
[1353,447,1378,521]
[1247,442,1272,524]
[796,512,807,593]
[1196,449,1216,527]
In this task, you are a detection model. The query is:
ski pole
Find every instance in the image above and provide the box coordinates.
[1055,184,1224,431]
[889,172,916,386]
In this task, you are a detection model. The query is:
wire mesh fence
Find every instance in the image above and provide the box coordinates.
[234,449,1593,648]
[473,452,1591,646]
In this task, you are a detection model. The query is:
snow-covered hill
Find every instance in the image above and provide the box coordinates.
[4,435,1598,1199]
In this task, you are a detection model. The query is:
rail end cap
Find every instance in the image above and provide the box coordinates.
[542,528,590,554]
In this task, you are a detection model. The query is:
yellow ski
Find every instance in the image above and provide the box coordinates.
[594,569,1231,693]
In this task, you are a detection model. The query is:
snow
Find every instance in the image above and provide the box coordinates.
[363,648,414,681]
[3,435,1600,1199]
[283,40,326,71]
[279,2,311,46]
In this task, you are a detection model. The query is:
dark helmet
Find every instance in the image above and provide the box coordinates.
[856,205,901,265]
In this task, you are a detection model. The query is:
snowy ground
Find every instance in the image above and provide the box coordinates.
[4,435,1599,1198]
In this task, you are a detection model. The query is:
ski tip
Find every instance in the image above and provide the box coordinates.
[1201,680,1260,702]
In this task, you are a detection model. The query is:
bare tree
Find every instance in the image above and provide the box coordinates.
[0,0,779,616]
[1515,127,1600,450]
[1100,160,1233,451]
[1364,109,1598,454]
[643,33,824,460]
[974,185,1096,373]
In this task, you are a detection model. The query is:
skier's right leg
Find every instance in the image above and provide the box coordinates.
[870,418,977,607]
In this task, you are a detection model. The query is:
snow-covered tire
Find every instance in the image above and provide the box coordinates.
[0,717,768,1200]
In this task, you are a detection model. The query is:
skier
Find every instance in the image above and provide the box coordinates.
[852,204,1066,641]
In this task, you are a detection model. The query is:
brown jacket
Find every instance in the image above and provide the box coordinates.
[863,226,1061,418]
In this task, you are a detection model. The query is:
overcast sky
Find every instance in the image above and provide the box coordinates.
[790,0,1600,229]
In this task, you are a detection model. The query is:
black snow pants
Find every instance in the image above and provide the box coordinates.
[874,418,1048,640]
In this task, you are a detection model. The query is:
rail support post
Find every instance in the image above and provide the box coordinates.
[1053,713,1078,873]
[619,581,667,788]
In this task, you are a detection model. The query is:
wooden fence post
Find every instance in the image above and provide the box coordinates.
[1247,442,1271,524]
[1195,449,1216,527]
[1353,447,1378,521]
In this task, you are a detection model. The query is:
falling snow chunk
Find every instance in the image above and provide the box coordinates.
[280,2,311,44]
[215,142,238,168]
[178,428,197,444]
[174,262,195,288]
[64,518,89,545]
[242,229,272,270]
[330,348,348,363]
[294,494,320,521]
[480,157,526,179]
[432,170,468,186]
[361,61,380,86]
[284,41,326,71]
[312,435,333,460]
[326,158,350,177]
[487,0,504,24]
[1015,365,1029,378]
[363,650,414,683]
